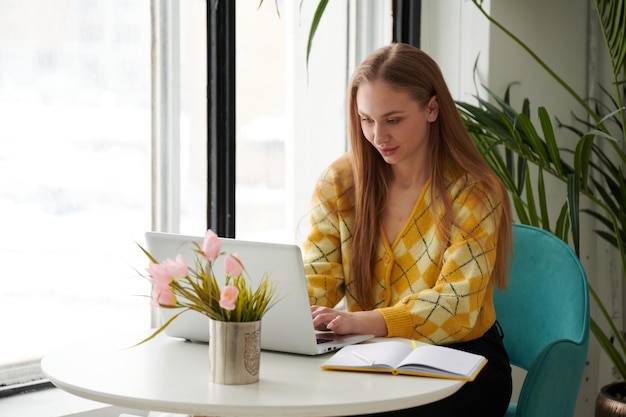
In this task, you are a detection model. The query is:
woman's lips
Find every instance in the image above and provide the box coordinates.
[378,146,398,157]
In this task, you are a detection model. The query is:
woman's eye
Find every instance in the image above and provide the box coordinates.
[388,118,399,124]
[360,117,373,124]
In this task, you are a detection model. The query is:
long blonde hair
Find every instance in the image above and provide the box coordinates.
[347,43,512,309]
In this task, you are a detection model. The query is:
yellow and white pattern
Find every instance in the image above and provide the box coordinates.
[304,154,503,344]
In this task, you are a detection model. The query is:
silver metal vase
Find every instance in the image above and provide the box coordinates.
[208,319,262,385]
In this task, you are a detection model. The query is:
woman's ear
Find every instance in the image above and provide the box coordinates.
[426,96,439,122]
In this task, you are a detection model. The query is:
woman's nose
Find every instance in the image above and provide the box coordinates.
[373,123,388,144]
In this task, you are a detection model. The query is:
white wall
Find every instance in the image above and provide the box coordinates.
[420,0,489,104]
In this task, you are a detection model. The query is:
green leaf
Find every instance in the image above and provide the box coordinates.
[524,170,539,227]
[511,195,531,226]
[567,174,581,257]
[306,0,329,68]
[591,176,621,219]
[537,168,551,230]
[618,166,626,217]
[516,156,528,196]
[136,242,159,264]
[538,107,563,175]
[574,133,595,193]
[133,309,187,346]
[595,0,626,75]
[589,281,626,372]
[517,113,550,166]
[555,203,571,242]
[591,318,626,380]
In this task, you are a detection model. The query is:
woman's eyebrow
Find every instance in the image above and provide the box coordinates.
[358,110,404,118]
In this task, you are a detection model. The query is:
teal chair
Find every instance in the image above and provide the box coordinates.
[494,224,590,417]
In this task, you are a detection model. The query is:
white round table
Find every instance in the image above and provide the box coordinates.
[41,331,463,416]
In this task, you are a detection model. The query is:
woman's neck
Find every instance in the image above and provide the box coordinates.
[390,161,430,190]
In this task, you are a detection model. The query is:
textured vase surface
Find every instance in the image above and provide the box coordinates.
[208,319,261,385]
[596,382,626,417]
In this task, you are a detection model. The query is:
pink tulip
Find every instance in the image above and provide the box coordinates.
[202,229,222,261]
[147,263,171,288]
[224,253,244,277]
[164,255,189,280]
[151,286,177,306]
[219,285,239,310]
[147,255,188,307]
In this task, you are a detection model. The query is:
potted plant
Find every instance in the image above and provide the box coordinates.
[137,229,280,384]
[456,0,625,413]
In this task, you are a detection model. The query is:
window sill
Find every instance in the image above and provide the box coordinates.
[0,386,149,417]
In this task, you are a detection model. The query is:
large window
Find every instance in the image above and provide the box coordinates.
[235,1,351,243]
[0,0,392,388]
[0,0,152,386]
[234,0,392,243]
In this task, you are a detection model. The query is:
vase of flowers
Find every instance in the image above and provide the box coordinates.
[138,229,280,385]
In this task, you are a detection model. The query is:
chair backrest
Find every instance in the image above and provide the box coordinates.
[494,224,590,417]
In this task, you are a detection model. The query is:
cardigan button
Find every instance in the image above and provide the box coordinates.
[382,253,391,263]
[379,291,387,300]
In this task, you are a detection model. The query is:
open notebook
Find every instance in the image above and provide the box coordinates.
[144,232,373,355]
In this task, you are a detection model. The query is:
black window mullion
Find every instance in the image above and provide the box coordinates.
[207,0,236,238]
[392,0,421,47]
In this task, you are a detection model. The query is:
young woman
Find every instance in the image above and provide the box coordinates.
[303,43,513,416]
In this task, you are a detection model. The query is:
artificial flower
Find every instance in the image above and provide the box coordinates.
[165,255,189,279]
[151,286,176,307]
[202,229,221,261]
[219,285,239,310]
[147,262,171,289]
[224,253,244,277]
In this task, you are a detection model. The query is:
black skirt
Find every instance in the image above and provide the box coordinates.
[356,322,513,417]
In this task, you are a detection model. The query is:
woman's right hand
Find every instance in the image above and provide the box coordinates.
[310,305,388,336]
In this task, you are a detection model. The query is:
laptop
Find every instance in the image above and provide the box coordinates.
[144,232,374,355]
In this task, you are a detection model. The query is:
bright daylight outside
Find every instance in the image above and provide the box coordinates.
[0,1,153,376]
[0,0,312,385]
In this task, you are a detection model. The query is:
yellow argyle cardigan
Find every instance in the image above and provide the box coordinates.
[303,154,503,344]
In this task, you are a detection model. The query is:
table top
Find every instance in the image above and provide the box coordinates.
[41,330,463,417]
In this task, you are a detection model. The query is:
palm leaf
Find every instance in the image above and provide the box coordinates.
[306,0,328,68]
[595,0,626,76]
[537,168,550,230]
[567,174,581,257]
[555,202,571,243]
[524,172,540,227]
[538,107,563,175]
